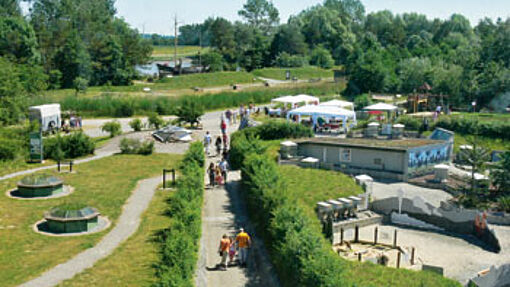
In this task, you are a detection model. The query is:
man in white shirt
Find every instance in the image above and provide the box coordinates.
[204,131,212,155]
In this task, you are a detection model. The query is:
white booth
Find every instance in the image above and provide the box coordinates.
[286,105,356,131]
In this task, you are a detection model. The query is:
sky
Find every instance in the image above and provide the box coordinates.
[41,0,510,35]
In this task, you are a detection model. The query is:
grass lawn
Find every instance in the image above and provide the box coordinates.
[59,188,172,287]
[154,71,257,90]
[252,67,334,80]
[277,165,459,287]
[151,45,208,60]
[0,153,181,287]
[452,112,510,122]
[422,131,509,153]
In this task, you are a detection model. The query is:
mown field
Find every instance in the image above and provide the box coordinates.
[0,154,181,287]
[252,66,335,80]
[154,71,258,90]
[151,45,209,60]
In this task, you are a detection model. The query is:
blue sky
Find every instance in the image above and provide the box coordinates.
[64,0,510,35]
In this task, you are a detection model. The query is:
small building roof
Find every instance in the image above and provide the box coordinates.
[364,103,398,111]
[297,137,444,151]
[355,175,373,181]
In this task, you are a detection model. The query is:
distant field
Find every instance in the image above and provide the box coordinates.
[151,45,208,60]
[154,71,258,90]
[253,67,335,80]
[452,112,510,122]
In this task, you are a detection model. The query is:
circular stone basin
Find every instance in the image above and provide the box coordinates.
[16,174,64,197]
[43,207,100,234]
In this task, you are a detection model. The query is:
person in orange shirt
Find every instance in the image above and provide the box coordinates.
[218,234,230,270]
[236,228,251,267]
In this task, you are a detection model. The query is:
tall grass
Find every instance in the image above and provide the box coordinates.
[252,67,334,80]
[30,82,346,117]
[154,72,257,90]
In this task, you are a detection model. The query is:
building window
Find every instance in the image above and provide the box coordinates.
[374,158,382,165]
[339,148,351,162]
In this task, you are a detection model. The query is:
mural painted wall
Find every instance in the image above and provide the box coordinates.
[408,143,452,176]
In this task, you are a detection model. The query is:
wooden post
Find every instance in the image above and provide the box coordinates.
[163,170,166,189]
[396,251,401,268]
[172,169,176,185]
[411,247,415,265]
[69,161,73,172]
[57,161,61,172]
[358,252,362,262]
[354,225,359,243]
[374,227,378,245]
[340,228,344,245]
[393,229,398,248]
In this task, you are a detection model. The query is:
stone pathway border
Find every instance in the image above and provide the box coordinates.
[19,176,162,287]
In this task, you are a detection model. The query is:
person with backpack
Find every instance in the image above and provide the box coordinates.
[218,234,230,270]
[236,228,252,268]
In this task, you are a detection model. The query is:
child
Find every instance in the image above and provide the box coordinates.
[215,166,223,185]
[229,236,237,265]
[215,136,222,156]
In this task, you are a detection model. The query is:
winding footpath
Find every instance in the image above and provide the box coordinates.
[19,176,162,287]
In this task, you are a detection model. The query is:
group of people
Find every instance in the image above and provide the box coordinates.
[207,158,229,187]
[218,228,252,270]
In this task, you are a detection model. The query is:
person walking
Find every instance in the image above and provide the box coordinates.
[220,119,227,135]
[236,228,252,268]
[222,133,229,151]
[228,236,237,265]
[225,109,232,124]
[208,163,216,187]
[215,136,222,156]
[204,131,212,156]
[218,234,230,270]
[219,157,229,182]
[215,165,224,185]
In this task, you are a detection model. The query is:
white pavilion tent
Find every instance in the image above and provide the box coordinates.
[363,103,398,111]
[292,94,320,105]
[320,99,354,110]
[286,105,356,130]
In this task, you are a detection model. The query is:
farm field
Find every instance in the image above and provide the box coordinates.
[252,66,335,80]
[0,154,180,287]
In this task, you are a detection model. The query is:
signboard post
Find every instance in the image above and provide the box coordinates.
[29,131,43,163]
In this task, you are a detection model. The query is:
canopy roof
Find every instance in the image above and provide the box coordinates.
[272,94,320,105]
[320,100,354,109]
[287,105,355,119]
[363,103,398,111]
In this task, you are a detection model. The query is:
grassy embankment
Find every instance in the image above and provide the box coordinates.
[0,153,181,287]
[151,45,209,61]
[253,66,335,80]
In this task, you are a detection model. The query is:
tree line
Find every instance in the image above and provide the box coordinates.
[179,0,509,108]
[0,0,151,125]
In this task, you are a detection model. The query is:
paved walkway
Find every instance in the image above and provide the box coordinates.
[196,154,280,287]
[19,176,162,287]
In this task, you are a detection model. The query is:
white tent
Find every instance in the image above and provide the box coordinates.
[320,99,354,109]
[293,94,320,105]
[271,95,296,104]
[363,103,398,111]
[286,105,356,129]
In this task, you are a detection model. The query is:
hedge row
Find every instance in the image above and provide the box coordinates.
[43,132,95,160]
[153,142,205,287]
[229,122,313,170]
[240,147,350,286]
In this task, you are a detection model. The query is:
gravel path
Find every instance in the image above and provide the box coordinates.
[196,155,280,287]
[19,176,163,287]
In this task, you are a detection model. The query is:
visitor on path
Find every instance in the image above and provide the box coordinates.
[422,117,429,132]
[208,163,216,187]
[236,228,252,268]
[221,119,227,134]
[222,133,229,151]
[219,158,229,182]
[229,236,237,265]
[218,234,231,270]
[204,131,212,156]
[226,109,232,124]
[215,166,224,185]
[215,136,222,156]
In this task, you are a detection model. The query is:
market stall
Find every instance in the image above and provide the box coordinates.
[270,95,320,116]
[320,99,354,110]
[286,105,356,131]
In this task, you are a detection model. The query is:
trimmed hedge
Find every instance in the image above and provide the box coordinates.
[119,138,154,155]
[43,132,95,160]
[230,122,313,170]
[153,141,204,287]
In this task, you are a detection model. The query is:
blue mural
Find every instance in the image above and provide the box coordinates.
[408,144,451,170]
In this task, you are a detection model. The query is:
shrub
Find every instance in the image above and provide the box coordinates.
[397,115,423,131]
[44,132,95,160]
[497,196,510,212]
[153,142,204,287]
[101,121,122,138]
[275,52,307,68]
[176,99,204,127]
[353,93,372,110]
[309,46,334,69]
[0,138,19,161]
[148,112,164,129]
[129,118,143,132]
[119,138,154,155]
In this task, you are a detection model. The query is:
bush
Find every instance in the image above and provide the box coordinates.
[101,121,122,138]
[153,142,204,287]
[0,138,19,161]
[148,112,164,129]
[176,99,204,126]
[435,116,510,140]
[129,118,143,132]
[497,196,510,212]
[119,138,154,155]
[275,52,307,68]
[353,93,373,110]
[397,115,423,131]
[44,132,95,160]
[309,46,334,69]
